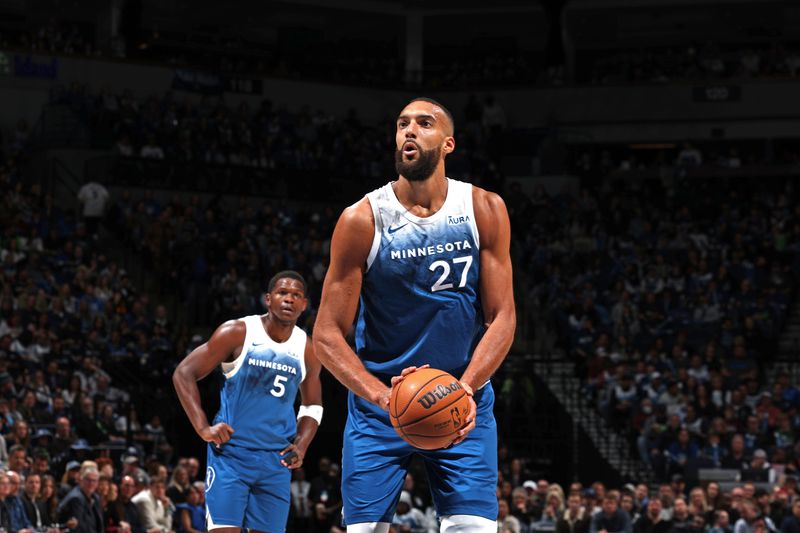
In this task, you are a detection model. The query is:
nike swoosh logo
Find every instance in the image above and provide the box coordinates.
[387,223,408,235]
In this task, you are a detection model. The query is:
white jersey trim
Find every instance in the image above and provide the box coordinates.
[385,177,457,226]
[295,328,308,382]
[220,316,255,380]
[220,315,307,381]
[463,181,480,249]
[365,194,382,272]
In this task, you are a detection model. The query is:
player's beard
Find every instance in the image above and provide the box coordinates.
[395,144,441,182]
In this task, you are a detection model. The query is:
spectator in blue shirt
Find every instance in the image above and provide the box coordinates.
[666,429,699,478]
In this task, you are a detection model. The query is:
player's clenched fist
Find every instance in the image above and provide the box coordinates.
[199,422,235,447]
[279,444,304,469]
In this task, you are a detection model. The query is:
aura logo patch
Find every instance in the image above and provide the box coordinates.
[447,214,470,225]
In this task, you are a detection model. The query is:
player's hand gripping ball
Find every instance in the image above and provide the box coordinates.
[389,367,471,450]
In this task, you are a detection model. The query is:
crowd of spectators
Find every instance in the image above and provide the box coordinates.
[48,84,505,191]
[0,447,223,533]
[0,153,180,470]
[49,82,386,175]
[0,21,96,58]
[154,45,543,90]
[324,448,800,533]
[490,465,800,533]
[7,18,800,90]
[565,141,800,182]
[105,188,337,329]
[61,85,506,192]
[585,42,800,85]
[19,23,95,58]
[3,429,800,533]
[1,19,539,90]
[423,52,542,89]
[513,175,800,483]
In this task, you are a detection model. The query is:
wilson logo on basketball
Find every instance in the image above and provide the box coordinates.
[416,381,462,409]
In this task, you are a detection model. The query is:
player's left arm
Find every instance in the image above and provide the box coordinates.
[454,187,516,443]
[280,337,323,469]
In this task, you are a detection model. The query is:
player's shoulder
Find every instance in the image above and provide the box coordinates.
[341,196,373,221]
[335,197,375,238]
[219,317,248,330]
[470,185,509,232]
[213,318,248,342]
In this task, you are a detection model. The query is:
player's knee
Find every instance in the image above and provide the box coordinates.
[440,514,497,533]
[346,522,391,533]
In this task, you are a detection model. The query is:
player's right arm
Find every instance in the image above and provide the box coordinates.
[172,320,245,446]
[313,199,393,409]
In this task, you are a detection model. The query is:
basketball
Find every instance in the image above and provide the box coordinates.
[389,368,471,450]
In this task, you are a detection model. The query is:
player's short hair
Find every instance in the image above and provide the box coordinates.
[268,270,307,294]
[406,97,455,134]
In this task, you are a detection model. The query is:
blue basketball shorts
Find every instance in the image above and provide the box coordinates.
[205,443,291,532]
[341,383,498,525]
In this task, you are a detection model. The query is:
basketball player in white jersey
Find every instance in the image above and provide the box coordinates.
[173,271,323,533]
[314,98,516,533]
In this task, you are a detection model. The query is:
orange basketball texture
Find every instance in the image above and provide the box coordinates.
[389,368,471,450]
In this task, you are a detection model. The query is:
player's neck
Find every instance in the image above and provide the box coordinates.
[394,171,448,215]
[262,314,294,343]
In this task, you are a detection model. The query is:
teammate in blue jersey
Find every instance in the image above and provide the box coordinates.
[173,271,323,533]
[314,98,516,533]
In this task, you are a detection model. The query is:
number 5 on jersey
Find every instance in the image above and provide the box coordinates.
[270,375,288,397]
[429,255,473,292]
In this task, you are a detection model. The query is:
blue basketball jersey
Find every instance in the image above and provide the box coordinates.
[355,178,484,379]
[213,315,307,451]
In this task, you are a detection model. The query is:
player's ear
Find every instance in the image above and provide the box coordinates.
[264,292,271,308]
[442,136,455,155]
